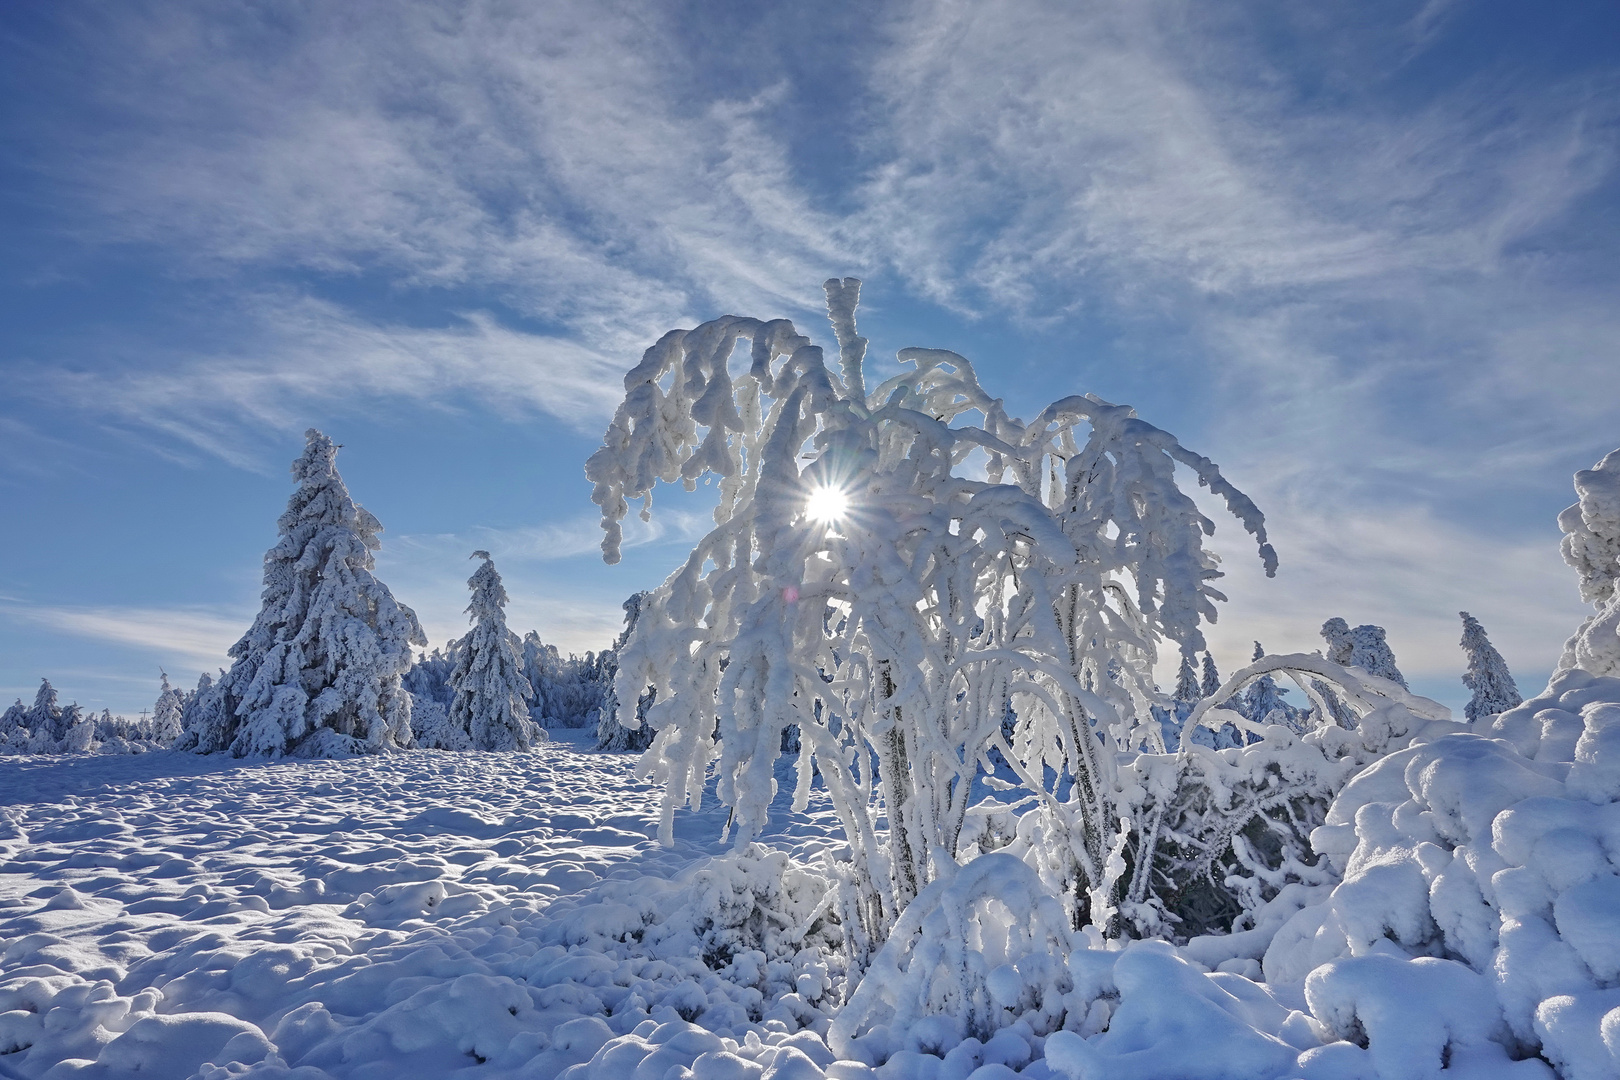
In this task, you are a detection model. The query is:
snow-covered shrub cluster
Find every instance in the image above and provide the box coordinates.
[178,429,426,758]
[1559,448,1620,678]
[1255,668,1620,1079]
[589,278,1283,961]
[0,677,178,756]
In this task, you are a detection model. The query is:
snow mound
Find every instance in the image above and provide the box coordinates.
[1265,668,1620,1078]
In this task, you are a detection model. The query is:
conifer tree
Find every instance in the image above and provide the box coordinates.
[1200,653,1221,699]
[1320,617,1408,688]
[1172,652,1201,710]
[151,671,184,745]
[1459,611,1522,722]
[449,552,544,751]
[185,429,425,757]
[1240,641,1293,726]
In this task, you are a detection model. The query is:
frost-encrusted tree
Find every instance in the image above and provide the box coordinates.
[597,591,658,752]
[1200,653,1221,699]
[1172,653,1201,712]
[180,429,425,757]
[449,551,543,752]
[1320,617,1407,688]
[1558,448,1620,676]
[1240,642,1295,727]
[151,672,184,745]
[589,279,1276,952]
[1458,612,1521,722]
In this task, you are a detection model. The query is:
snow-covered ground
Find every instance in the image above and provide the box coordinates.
[8,677,1620,1080]
[0,730,848,1079]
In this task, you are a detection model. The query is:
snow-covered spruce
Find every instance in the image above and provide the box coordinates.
[589,278,1278,956]
[1460,610,1522,722]
[150,670,184,745]
[178,429,426,758]
[448,551,545,751]
[1320,617,1408,689]
[0,678,166,756]
[596,591,658,752]
[1558,447,1620,677]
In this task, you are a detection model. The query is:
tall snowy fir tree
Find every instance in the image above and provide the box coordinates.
[178,429,426,757]
[150,672,183,745]
[1459,611,1522,722]
[449,552,544,752]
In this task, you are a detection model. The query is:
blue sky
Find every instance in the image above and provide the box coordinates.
[2,0,1617,717]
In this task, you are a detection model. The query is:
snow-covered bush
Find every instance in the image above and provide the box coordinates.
[449,551,545,751]
[1460,610,1522,721]
[178,429,426,758]
[527,846,841,1043]
[1260,668,1620,1079]
[1558,448,1620,677]
[589,279,1278,958]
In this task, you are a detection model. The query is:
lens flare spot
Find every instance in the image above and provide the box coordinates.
[806,484,850,525]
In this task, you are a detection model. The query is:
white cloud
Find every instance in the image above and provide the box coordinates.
[1197,497,1588,701]
[1,603,245,673]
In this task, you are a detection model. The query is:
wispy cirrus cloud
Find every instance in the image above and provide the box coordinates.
[0,602,245,674]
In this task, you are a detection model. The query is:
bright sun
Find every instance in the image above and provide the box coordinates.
[805,484,850,524]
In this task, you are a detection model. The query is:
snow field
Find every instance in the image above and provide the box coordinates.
[0,735,846,1078]
[8,670,1620,1079]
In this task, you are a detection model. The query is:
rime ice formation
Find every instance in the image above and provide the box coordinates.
[449,551,545,752]
[1460,611,1523,722]
[1559,448,1620,677]
[1320,617,1409,689]
[177,429,426,757]
[588,278,1309,957]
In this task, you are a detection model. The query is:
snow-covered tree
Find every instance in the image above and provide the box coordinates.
[1200,653,1221,699]
[597,591,658,752]
[151,672,184,745]
[1239,641,1296,727]
[449,552,544,752]
[1459,611,1521,721]
[179,429,426,757]
[1320,617,1408,688]
[0,698,28,753]
[58,703,97,753]
[1558,447,1620,676]
[590,279,1277,951]
[1172,652,1201,711]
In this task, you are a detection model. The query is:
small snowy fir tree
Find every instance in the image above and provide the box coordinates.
[1558,447,1620,676]
[0,698,27,753]
[449,552,544,751]
[1173,652,1201,712]
[1320,616,1408,688]
[58,703,97,753]
[1200,653,1222,699]
[150,672,184,745]
[597,591,658,752]
[1240,641,1296,727]
[1459,611,1521,722]
[180,429,426,757]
